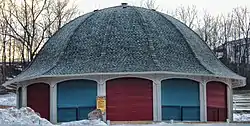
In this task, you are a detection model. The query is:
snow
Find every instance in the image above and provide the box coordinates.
[0,93,16,106]
[0,107,250,126]
[233,113,250,122]
[60,119,107,126]
[0,107,52,126]
[0,93,250,125]
[0,107,107,126]
[113,124,249,126]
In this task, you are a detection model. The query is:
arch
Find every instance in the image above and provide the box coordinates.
[106,77,153,121]
[160,77,201,84]
[206,81,227,122]
[27,83,50,120]
[18,87,22,108]
[161,78,200,121]
[55,78,98,85]
[57,79,97,122]
[104,76,153,83]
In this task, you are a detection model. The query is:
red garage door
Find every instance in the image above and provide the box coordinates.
[207,81,227,121]
[27,83,50,120]
[106,77,153,121]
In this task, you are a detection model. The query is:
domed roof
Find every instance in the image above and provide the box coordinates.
[5,5,245,86]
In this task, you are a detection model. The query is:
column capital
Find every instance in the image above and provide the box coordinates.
[153,80,161,85]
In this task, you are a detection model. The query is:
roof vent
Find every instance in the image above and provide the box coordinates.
[93,9,99,12]
[121,3,128,6]
[121,3,128,8]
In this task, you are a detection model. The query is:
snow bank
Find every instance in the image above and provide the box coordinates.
[0,93,16,106]
[0,107,108,126]
[233,113,250,121]
[60,119,107,126]
[0,107,53,126]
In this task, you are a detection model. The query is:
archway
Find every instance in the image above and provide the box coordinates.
[161,79,200,121]
[206,81,227,121]
[106,77,153,121]
[57,79,97,122]
[27,83,50,120]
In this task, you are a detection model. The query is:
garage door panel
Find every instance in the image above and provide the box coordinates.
[107,78,153,121]
[162,106,181,120]
[206,82,227,121]
[182,107,200,121]
[161,79,200,121]
[57,80,97,122]
[27,83,50,120]
[57,108,77,122]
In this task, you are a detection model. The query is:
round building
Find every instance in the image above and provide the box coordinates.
[4,3,245,123]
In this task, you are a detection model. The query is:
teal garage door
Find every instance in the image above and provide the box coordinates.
[161,79,200,121]
[57,79,97,122]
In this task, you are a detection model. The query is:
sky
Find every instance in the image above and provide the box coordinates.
[75,0,250,16]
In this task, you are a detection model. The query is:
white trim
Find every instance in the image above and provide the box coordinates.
[50,83,57,124]
[159,77,202,84]
[227,85,233,122]
[153,82,158,121]
[4,71,245,88]
[199,82,207,122]
[204,78,230,87]
[55,78,99,85]
[157,81,162,121]
[22,86,27,107]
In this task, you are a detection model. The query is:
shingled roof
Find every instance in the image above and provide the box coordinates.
[4,5,245,87]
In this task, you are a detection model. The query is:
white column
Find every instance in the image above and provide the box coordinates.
[199,82,207,122]
[153,80,161,121]
[50,83,57,124]
[157,81,162,121]
[153,81,158,121]
[227,85,233,122]
[22,86,27,107]
[98,81,106,121]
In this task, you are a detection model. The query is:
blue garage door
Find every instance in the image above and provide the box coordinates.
[57,79,97,122]
[161,79,200,121]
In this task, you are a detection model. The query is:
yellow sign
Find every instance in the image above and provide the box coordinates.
[97,96,106,114]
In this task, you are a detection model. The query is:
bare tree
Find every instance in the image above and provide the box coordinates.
[173,5,198,29]
[0,0,80,83]
[0,0,12,83]
[44,0,79,37]
[233,7,250,65]
[140,0,159,10]
[0,0,79,66]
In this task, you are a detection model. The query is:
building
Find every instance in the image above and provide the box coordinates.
[3,4,246,123]
[215,38,250,64]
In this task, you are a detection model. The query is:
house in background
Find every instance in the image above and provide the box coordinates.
[3,3,245,124]
[215,38,250,90]
[215,38,250,64]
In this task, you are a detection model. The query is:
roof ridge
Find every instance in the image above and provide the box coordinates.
[131,6,162,71]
